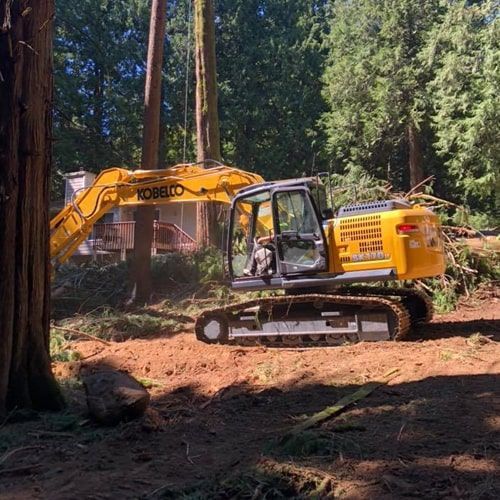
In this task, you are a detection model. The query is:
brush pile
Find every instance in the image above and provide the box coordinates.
[328,171,499,312]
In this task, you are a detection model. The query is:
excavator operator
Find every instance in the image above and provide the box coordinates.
[244,209,292,277]
[244,229,275,276]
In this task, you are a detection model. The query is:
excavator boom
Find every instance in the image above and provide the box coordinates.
[50,163,264,265]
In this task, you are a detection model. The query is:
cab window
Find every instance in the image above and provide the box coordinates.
[230,191,274,278]
[276,191,322,236]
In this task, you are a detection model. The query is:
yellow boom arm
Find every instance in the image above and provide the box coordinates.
[50,163,264,264]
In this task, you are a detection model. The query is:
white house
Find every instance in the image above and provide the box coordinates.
[64,170,198,259]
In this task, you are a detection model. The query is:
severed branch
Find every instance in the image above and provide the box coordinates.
[285,368,399,435]
[0,446,41,467]
[404,175,435,199]
[50,325,111,346]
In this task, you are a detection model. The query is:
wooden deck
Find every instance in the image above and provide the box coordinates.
[91,221,197,254]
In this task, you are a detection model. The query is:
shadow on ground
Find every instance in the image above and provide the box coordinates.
[1,370,499,499]
[413,318,500,341]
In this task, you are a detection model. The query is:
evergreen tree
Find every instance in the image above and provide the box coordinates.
[322,0,444,189]
[1,0,64,415]
[54,0,150,177]
[425,0,499,218]
[215,0,329,179]
[53,0,199,198]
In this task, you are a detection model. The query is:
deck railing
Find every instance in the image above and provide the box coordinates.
[92,221,197,254]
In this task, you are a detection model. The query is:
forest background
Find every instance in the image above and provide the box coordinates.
[53,0,499,226]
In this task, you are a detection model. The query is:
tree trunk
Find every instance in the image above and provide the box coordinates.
[408,121,424,188]
[194,0,221,247]
[132,0,167,304]
[0,0,65,416]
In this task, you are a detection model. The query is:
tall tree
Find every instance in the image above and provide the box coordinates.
[0,1,64,415]
[52,0,329,195]
[322,0,444,189]
[133,0,168,304]
[194,0,221,246]
[53,0,150,197]
[215,0,328,179]
[424,0,499,217]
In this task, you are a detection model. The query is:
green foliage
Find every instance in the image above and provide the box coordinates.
[52,0,329,199]
[53,0,150,197]
[150,247,224,286]
[423,233,499,313]
[194,248,224,283]
[150,252,199,284]
[58,309,184,341]
[322,0,499,218]
[52,0,497,223]
[216,0,329,179]
[322,0,444,190]
[162,461,334,499]
[424,1,499,216]
[451,210,496,231]
[430,285,459,314]
[52,0,197,198]
[328,164,390,210]
[52,249,226,321]
[50,329,81,362]
[52,261,130,317]
[273,430,334,458]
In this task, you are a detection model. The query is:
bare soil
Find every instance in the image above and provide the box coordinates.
[1,294,499,499]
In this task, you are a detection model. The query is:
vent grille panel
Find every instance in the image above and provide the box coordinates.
[359,240,384,252]
[340,215,382,243]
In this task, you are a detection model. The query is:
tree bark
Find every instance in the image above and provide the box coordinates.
[0,0,64,416]
[132,0,167,304]
[194,0,221,247]
[408,121,424,188]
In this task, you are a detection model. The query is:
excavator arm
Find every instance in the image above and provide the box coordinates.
[50,163,264,265]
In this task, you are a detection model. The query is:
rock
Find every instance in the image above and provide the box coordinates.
[83,370,150,425]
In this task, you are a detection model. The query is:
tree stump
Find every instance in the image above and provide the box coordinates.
[83,370,150,425]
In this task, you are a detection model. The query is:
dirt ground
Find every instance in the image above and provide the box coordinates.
[1,294,499,499]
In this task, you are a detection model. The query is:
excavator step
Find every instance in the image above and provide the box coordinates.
[195,293,411,346]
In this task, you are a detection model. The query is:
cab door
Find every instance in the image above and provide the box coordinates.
[272,188,327,275]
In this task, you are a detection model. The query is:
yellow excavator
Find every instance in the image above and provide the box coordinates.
[51,161,445,346]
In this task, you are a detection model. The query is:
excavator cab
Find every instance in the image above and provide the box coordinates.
[228,179,328,289]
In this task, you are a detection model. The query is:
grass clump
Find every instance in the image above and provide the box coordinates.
[50,329,81,362]
[52,248,225,319]
[253,362,282,385]
[269,425,365,460]
[272,430,335,458]
[425,244,499,313]
[52,261,130,317]
[57,308,187,341]
[136,377,163,389]
[161,460,334,499]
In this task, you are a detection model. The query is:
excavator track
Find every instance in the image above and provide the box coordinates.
[195,293,411,347]
[336,286,434,325]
